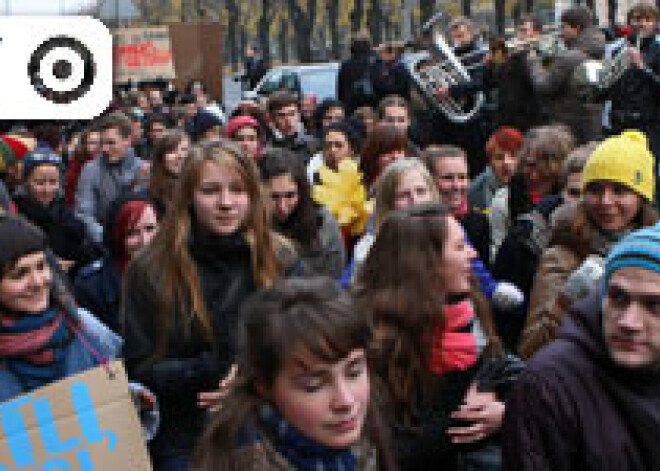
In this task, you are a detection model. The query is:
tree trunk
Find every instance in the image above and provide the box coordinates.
[351,0,365,32]
[525,0,533,13]
[285,0,316,63]
[495,0,506,35]
[461,0,471,17]
[259,0,274,66]
[367,0,383,46]
[280,18,289,63]
[419,0,435,26]
[226,0,239,72]
[608,0,617,25]
[328,0,341,59]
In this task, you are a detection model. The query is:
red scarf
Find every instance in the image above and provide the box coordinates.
[529,189,544,205]
[429,300,478,376]
[0,309,65,364]
[454,196,470,219]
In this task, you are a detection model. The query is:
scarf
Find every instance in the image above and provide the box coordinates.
[454,195,470,219]
[0,306,71,390]
[259,405,357,471]
[429,299,479,376]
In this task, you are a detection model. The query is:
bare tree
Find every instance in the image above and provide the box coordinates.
[461,0,471,17]
[495,0,506,34]
[351,0,365,32]
[285,0,317,62]
[259,0,275,66]
[226,0,240,71]
[367,0,384,45]
[419,0,435,26]
[280,17,290,62]
[328,0,342,59]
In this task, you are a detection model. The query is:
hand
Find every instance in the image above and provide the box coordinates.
[197,364,237,411]
[492,282,524,310]
[628,48,644,69]
[139,161,152,179]
[435,85,450,98]
[447,383,505,444]
[483,52,493,65]
[562,255,605,302]
[57,258,76,272]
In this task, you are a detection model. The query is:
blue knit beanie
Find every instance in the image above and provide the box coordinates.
[22,147,62,180]
[603,222,660,294]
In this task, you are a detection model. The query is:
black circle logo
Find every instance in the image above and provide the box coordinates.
[28,36,96,104]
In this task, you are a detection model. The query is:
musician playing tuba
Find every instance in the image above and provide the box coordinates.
[433,17,492,175]
[601,3,660,169]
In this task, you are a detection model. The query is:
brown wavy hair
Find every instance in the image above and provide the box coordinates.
[128,138,286,361]
[194,277,396,471]
[148,129,189,211]
[360,122,408,188]
[354,203,501,425]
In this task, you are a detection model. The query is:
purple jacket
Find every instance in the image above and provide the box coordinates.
[502,293,660,471]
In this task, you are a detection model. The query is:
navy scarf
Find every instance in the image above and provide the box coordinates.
[259,405,357,471]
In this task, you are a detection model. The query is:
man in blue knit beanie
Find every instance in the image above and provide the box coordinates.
[502,223,660,470]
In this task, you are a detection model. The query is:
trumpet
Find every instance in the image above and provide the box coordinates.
[490,29,563,62]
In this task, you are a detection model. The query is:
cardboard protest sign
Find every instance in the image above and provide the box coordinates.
[113,26,176,83]
[0,360,152,470]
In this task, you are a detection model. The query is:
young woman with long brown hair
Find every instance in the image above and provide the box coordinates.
[193,277,396,471]
[121,139,304,470]
[354,203,512,470]
[147,129,190,214]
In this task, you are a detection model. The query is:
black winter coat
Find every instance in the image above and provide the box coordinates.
[461,210,491,270]
[73,257,122,334]
[14,193,102,273]
[337,52,379,114]
[503,293,660,470]
[121,229,304,459]
[483,49,542,131]
[606,34,660,128]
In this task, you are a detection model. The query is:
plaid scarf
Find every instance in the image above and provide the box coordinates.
[429,299,478,376]
[0,306,71,390]
[259,405,357,471]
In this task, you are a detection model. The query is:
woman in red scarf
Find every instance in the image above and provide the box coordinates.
[0,214,121,402]
[353,203,507,471]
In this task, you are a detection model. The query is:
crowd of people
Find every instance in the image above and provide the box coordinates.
[0,3,659,471]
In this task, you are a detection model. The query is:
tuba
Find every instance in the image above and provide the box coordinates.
[406,13,484,124]
[572,36,640,101]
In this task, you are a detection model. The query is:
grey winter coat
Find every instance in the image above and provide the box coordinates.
[527,27,606,144]
[75,149,145,243]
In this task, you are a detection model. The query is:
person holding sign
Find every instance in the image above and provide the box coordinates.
[0,214,122,402]
[121,139,305,470]
[193,276,396,471]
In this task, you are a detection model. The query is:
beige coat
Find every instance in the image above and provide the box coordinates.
[520,203,615,360]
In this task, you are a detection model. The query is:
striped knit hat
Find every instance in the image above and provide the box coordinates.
[603,222,660,293]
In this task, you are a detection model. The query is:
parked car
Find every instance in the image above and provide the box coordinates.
[242,63,339,103]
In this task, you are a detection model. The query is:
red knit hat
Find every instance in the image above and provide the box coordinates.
[0,135,36,172]
[224,115,260,138]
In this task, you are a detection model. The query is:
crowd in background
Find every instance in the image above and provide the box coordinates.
[0,3,660,471]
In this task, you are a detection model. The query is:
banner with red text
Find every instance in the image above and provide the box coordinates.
[113,26,176,83]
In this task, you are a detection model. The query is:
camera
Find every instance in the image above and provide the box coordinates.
[0,16,112,120]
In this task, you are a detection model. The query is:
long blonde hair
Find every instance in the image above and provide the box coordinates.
[131,138,284,361]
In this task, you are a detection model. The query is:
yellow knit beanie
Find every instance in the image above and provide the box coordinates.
[582,130,655,201]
